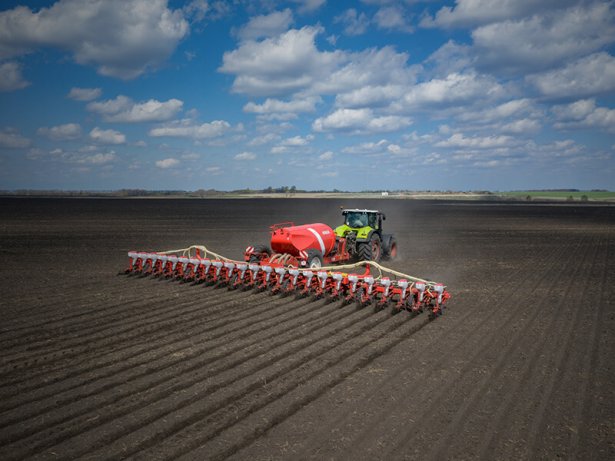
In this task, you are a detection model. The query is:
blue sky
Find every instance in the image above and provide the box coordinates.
[0,0,614,191]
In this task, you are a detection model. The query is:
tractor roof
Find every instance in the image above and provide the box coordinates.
[341,209,381,214]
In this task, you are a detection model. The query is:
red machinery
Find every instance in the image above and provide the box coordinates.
[123,219,451,318]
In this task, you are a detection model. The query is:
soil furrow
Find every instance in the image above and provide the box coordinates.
[28,305,400,460]
[382,235,585,458]
[431,234,600,460]
[0,291,314,408]
[0,296,337,440]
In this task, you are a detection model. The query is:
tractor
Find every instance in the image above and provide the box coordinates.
[335,209,397,263]
[244,208,397,269]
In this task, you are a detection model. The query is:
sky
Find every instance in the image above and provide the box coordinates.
[0,0,614,192]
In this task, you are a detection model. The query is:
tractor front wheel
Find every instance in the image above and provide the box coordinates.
[382,236,398,261]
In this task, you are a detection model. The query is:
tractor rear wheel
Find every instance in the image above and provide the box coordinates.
[357,234,382,262]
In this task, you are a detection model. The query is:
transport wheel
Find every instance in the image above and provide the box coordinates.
[306,249,323,269]
[249,244,271,263]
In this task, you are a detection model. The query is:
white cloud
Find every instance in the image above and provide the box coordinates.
[220,26,342,96]
[206,166,222,174]
[237,9,293,41]
[79,152,116,165]
[342,139,389,154]
[281,135,313,146]
[0,128,30,148]
[88,96,183,123]
[0,0,189,79]
[235,151,256,160]
[221,25,417,108]
[89,127,126,144]
[396,72,504,110]
[315,46,416,97]
[422,0,579,28]
[435,133,516,149]
[156,158,179,169]
[527,52,615,98]
[374,6,413,33]
[500,118,541,134]
[0,61,29,91]
[67,87,102,101]
[334,9,370,36]
[500,118,542,134]
[291,0,326,13]
[552,99,615,133]
[458,99,536,122]
[244,96,319,115]
[471,3,615,74]
[313,108,411,134]
[248,132,281,146]
[149,119,231,139]
[318,151,333,160]
[37,123,82,140]
[335,85,407,109]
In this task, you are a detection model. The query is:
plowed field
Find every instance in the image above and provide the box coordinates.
[0,198,613,460]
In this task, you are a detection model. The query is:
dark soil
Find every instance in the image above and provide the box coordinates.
[0,198,613,460]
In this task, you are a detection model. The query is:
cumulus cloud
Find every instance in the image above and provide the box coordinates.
[37,123,82,140]
[318,151,333,160]
[149,119,231,139]
[342,139,389,155]
[234,151,256,160]
[334,9,370,36]
[220,26,342,96]
[435,133,517,149]
[155,158,179,169]
[0,128,30,148]
[67,87,102,101]
[335,85,407,109]
[237,9,293,41]
[422,0,579,28]
[552,99,615,132]
[79,152,116,165]
[248,133,280,146]
[395,72,504,110]
[88,96,183,123]
[89,127,126,144]
[291,0,326,13]
[458,99,537,122]
[0,0,189,79]
[0,61,29,91]
[313,108,411,134]
[471,3,615,74]
[374,6,413,33]
[527,52,615,98]
[243,96,320,115]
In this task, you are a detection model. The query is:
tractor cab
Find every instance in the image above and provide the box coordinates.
[336,209,385,239]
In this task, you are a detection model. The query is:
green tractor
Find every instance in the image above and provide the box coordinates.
[334,209,397,262]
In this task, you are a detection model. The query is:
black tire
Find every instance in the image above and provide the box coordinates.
[305,249,324,269]
[382,235,398,261]
[357,234,382,262]
[248,244,271,263]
